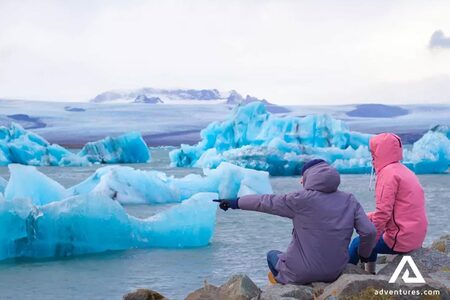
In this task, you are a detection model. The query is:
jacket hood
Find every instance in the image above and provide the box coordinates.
[369,133,403,172]
[303,162,340,193]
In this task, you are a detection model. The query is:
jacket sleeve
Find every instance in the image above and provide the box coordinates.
[354,200,377,258]
[238,193,297,219]
[372,172,398,241]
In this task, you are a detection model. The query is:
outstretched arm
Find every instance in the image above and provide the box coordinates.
[237,193,297,219]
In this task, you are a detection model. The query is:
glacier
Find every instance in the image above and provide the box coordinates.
[0,192,218,261]
[170,102,450,175]
[0,123,150,166]
[3,162,272,205]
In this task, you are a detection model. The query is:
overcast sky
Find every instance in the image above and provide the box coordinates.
[1,0,450,105]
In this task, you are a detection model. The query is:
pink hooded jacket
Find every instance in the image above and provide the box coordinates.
[368,133,428,252]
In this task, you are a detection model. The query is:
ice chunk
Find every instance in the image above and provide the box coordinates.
[0,176,6,195]
[69,162,272,204]
[4,164,68,205]
[169,102,372,175]
[170,103,449,174]
[132,192,218,248]
[0,123,150,166]
[78,132,150,164]
[0,192,218,260]
[404,131,450,174]
[69,166,181,204]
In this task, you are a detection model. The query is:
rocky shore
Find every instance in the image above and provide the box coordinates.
[123,234,450,300]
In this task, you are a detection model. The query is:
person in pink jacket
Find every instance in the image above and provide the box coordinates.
[349,133,428,271]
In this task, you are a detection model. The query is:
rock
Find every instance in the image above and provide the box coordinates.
[318,274,449,300]
[431,234,450,256]
[218,274,261,300]
[341,263,371,275]
[376,254,398,265]
[185,275,260,300]
[257,284,315,300]
[185,281,220,300]
[378,247,450,277]
[123,288,168,300]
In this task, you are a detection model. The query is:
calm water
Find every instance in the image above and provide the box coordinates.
[0,148,448,300]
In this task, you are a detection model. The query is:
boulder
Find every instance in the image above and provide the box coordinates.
[185,281,220,300]
[256,284,315,300]
[318,274,449,300]
[376,254,397,265]
[123,288,168,300]
[378,247,450,277]
[185,275,260,300]
[341,263,371,275]
[219,274,261,300]
[431,234,450,256]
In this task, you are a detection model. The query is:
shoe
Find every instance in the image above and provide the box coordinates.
[268,271,277,284]
[364,262,376,275]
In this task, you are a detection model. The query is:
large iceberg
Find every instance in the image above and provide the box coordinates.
[0,176,6,195]
[170,102,450,175]
[0,161,273,260]
[78,131,150,164]
[4,162,272,205]
[4,164,68,205]
[403,130,450,174]
[0,192,218,261]
[0,123,150,166]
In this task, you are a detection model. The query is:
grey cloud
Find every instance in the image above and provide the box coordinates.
[429,30,450,49]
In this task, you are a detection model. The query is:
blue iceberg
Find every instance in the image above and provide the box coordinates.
[69,162,272,204]
[78,131,150,164]
[0,123,150,166]
[4,164,68,205]
[0,123,81,166]
[0,192,218,261]
[404,130,450,174]
[0,160,273,260]
[3,162,272,205]
[169,102,372,175]
[170,102,450,174]
[0,176,6,195]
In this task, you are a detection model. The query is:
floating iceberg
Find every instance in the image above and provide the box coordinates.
[0,192,218,261]
[0,161,273,260]
[0,123,150,166]
[169,102,372,175]
[404,130,450,174]
[69,162,272,204]
[78,132,150,164]
[0,123,81,166]
[0,176,6,195]
[170,103,450,174]
[3,162,272,205]
[4,164,68,205]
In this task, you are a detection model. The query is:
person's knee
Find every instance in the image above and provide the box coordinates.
[267,250,277,258]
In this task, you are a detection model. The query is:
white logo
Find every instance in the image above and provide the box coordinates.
[389,256,425,284]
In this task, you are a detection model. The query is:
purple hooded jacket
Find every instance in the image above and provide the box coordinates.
[238,162,376,284]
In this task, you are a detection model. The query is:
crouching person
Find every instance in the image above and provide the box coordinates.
[214,159,376,285]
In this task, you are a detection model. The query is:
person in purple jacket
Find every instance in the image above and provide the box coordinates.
[214,159,377,285]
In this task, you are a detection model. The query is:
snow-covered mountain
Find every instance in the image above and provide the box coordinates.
[90,87,284,108]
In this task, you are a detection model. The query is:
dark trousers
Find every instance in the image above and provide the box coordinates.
[267,250,282,276]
